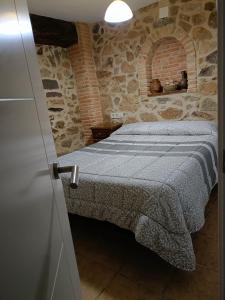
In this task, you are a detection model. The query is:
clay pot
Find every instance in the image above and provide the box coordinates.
[150,79,163,93]
[164,84,177,93]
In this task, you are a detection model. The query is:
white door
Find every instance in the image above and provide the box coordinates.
[218,0,224,299]
[0,0,81,299]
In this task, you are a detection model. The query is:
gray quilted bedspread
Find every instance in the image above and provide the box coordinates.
[58,121,218,271]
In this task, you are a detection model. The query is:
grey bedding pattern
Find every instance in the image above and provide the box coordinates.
[59,121,218,271]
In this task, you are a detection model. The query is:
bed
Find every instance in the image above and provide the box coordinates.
[59,121,218,271]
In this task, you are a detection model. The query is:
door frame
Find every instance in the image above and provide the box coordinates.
[218,0,224,299]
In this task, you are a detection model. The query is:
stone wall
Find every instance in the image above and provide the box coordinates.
[91,0,217,123]
[36,45,84,156]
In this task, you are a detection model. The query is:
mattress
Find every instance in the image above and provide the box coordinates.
[59,121,218,271]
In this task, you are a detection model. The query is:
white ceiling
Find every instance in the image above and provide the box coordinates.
[28,0,158,23]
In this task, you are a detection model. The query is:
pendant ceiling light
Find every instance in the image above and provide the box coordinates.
[104,0,133,23]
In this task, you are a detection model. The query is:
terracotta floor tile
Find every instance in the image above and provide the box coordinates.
[161,265,219,300]
[70,190,218,300]
[97,274,161,300]
[120,244,174,294]
[192,193,218,272]
[201,199,218,240]
[70,216,128,272]
[194,233,218,272]
[76,235,126,272]
[77,254,116,300]
[203,186,217,217]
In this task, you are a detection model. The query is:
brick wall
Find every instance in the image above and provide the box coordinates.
[138,30,197,97]
[69,23,103,144]
[151,37,187,86]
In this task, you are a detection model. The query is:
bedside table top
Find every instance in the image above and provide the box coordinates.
[91,122,123,130]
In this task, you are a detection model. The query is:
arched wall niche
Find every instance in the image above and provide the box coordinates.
[138,27,197,97]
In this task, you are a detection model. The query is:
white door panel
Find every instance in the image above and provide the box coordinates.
[0,0,33,99]
[0,100,63,299]
[52,245,76,300]
[0,0,81,299]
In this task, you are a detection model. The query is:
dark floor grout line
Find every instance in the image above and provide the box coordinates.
[116,263,176,297]
[94,264,125,300]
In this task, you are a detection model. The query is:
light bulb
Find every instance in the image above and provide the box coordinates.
[104,0,133,23]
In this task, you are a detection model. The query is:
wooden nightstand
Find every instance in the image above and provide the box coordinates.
[91,122,123,143]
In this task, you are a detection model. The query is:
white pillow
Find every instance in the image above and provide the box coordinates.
[112,121,217,136]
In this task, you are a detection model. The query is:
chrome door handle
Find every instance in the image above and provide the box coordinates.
[53,163,79,189]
